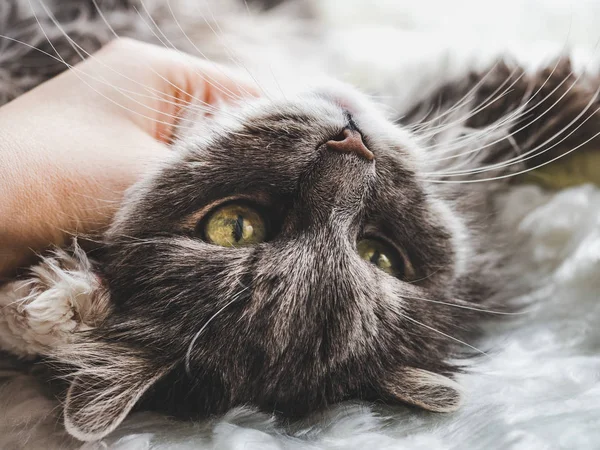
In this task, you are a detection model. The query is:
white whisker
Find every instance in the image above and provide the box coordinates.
[30,0,212,132]
[421,61,562,158]
[184,281,251,376]
[88,0,242,119]
[425,71,587,171]
[415,22,575,152]
[414,62,522,139]
[91,0,217,110]
[159,0,258,101]
[424,33,600,179]
[426,87,600,180]
[425,115,600,184]
[402,295,528,315]
[399,311,491,358]
[193,0,269,98]
[134,0,250,107]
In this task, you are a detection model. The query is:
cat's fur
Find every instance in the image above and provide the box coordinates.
[0,0,599,443]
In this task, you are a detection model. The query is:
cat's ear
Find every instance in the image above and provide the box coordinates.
[382,367,463,412]
[58,343,169,442]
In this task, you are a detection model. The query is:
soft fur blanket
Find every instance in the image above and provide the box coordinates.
[2,1,600,449]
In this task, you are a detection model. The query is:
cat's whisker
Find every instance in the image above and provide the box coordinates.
[420,85,523,152]
[402,295,528,315]
[131,2,171,48]
[418,93,520,157]
[417,33,572,142]
[425,34,600,175]
[405,102,437,130]
[416,97,527,164]
[87,0,250,121]
[90,0,221,112]
[69,0,257,125]
[26,22,223,123]
[268,64,288,99]
[407,62,503,131]
[242,0,253,16]
[146,0,254,102]
[184,281,251,377]
[423,113,600,184]
[419,65,560,158]
[425,87,600,179]
[134,0,253,109]
[419,52,582,160]
[30,0,231,132]
[412,62,523,139]
[159,0,261,102]
[0,34,64,69]
[403,266,446,284]
[415,25,576,148]
[424,90,588,174]
[423,68,579,165]
[190,0,271,99]
[392,308,491,358]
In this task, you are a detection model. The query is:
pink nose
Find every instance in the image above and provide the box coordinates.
[326,128,374,161]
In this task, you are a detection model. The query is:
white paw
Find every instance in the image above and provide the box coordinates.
[0,247,109,358]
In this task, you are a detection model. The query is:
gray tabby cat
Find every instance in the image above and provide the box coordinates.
[0,0,598,442]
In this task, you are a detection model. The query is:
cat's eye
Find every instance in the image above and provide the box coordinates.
[357,238,410,278]
[203,203,267,247]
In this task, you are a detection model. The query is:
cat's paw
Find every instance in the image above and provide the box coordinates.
[0,246,109,358]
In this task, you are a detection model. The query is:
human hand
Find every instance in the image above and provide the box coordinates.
[0,38,256,277]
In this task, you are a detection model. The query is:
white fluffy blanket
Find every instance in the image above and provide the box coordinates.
[2,1,599,449]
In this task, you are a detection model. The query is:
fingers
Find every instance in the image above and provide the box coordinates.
[90,38,259,142]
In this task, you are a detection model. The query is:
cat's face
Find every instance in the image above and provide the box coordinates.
[63,82,481,441]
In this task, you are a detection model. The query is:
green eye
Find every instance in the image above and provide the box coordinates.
[357,238,405,277]
[204,204,267,247]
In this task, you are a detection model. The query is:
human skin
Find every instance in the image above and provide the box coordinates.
[0,38,255,278]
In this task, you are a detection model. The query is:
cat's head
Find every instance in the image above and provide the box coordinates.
[60,81,485,441]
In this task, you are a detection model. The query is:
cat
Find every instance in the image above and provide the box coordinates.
[0,0,599,443]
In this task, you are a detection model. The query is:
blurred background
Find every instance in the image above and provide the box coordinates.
[315,0,600,51]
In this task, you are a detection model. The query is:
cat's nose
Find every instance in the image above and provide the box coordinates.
[326,128,374,161]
